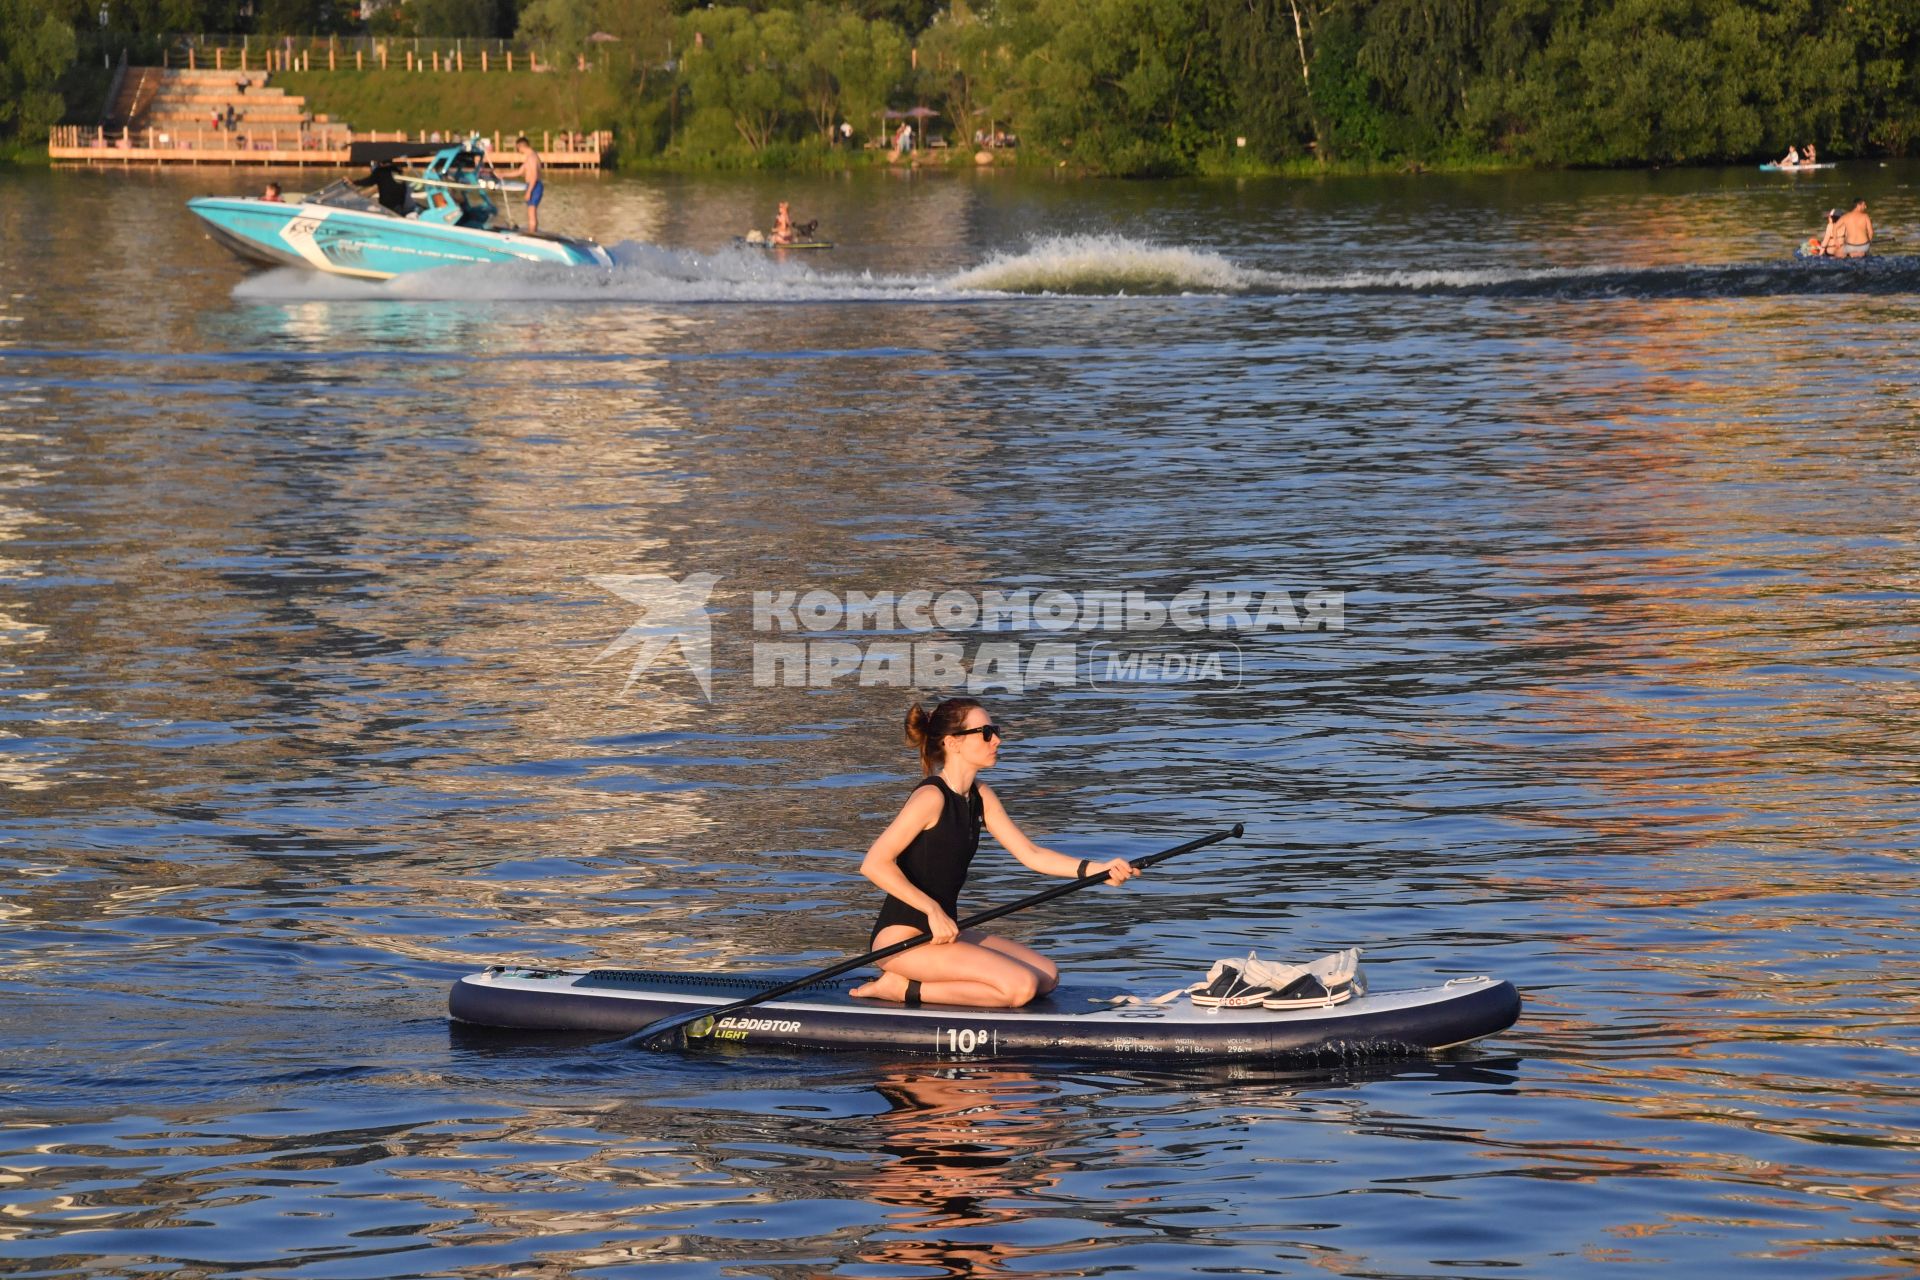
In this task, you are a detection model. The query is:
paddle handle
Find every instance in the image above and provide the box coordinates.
[626,822,1244,1049]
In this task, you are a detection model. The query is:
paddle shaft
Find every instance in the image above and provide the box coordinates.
[625,822,1245,1050]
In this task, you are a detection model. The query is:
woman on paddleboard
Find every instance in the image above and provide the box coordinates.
[849,698,1136,1008]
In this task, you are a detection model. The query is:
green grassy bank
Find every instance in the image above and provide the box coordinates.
[274,69,626,144]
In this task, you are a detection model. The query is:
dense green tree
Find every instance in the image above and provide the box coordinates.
[252,0,350,34]
[1008,0,1226,173]
[915,0,1011,147]
[680,6,804,152]
[1205,0,1316,159]
[1,0,78,143]
[797,7,908,144]
[517,0,593,53]
[408,0,508,38]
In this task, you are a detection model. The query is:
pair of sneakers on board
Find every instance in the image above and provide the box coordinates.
[1185,948,1365,1010]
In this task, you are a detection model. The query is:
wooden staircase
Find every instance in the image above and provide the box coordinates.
[107,67,339,136]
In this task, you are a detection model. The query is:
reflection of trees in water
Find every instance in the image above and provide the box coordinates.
[0,1054,1517,1275]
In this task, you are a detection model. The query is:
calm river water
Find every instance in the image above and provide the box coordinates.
[2,160,1918,1277]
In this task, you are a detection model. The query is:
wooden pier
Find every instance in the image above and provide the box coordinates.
[50,125,609,168]
[53,66,607,168]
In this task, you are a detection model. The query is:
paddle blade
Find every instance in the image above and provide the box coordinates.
[628,1009,715,1052]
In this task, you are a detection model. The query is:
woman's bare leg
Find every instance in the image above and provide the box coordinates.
[849,926,1044,1007]
[968,931,1058,994]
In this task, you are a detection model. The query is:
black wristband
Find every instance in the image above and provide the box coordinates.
[1077,859,1090,879]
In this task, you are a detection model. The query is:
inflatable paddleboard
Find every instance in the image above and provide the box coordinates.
[449,966,1522,1061]
[1760,162,1837,171]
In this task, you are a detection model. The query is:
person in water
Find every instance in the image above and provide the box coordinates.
[1832,198,1872,257]
[1806,208,1839,256]
[849,699,1137,1009]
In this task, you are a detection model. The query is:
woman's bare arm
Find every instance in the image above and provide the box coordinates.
[980,785,1135,884]
[858,786,956,938]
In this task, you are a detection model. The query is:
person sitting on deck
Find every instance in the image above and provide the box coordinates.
[1804,143,1818,165]
[772,201,796,244]
[1777,145,1801,167]
[847,699,1138,1010]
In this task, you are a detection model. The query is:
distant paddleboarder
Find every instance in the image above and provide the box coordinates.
[848,699,1137,1009]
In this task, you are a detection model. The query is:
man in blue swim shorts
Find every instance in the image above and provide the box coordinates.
[514,135,544,232]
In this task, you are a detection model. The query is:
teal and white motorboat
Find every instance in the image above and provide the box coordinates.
[188,137,611,280]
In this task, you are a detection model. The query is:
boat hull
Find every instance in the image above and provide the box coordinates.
[188,196,611,279]
[449,966,1522,1062]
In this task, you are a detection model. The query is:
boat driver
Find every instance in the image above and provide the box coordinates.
[352,161,412,215]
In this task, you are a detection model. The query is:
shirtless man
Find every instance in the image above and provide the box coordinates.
[513,136,544,232]
[1831,198,1872,258]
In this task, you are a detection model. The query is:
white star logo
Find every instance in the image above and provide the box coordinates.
[590,572,722,699]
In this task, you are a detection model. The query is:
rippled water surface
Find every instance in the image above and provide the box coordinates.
[2,161,1918,1277]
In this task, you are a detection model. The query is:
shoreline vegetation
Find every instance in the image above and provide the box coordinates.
[6,2,1918,177]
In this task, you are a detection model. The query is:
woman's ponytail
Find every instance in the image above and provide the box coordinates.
[905,697,982,774]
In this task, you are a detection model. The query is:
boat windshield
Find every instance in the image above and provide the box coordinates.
[306,179,396,216]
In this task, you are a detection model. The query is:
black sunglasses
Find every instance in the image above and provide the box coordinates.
[951,724,1001,742]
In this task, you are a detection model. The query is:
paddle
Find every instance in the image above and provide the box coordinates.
[620,822,1246,1051]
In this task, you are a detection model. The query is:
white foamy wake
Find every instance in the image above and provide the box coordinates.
[230,234,1272,304]
[946,234,1260,295]
[227,234,1645,305]
[1252,262,1628,292]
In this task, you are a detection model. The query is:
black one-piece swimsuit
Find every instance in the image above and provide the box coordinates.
[870,776,983,944]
